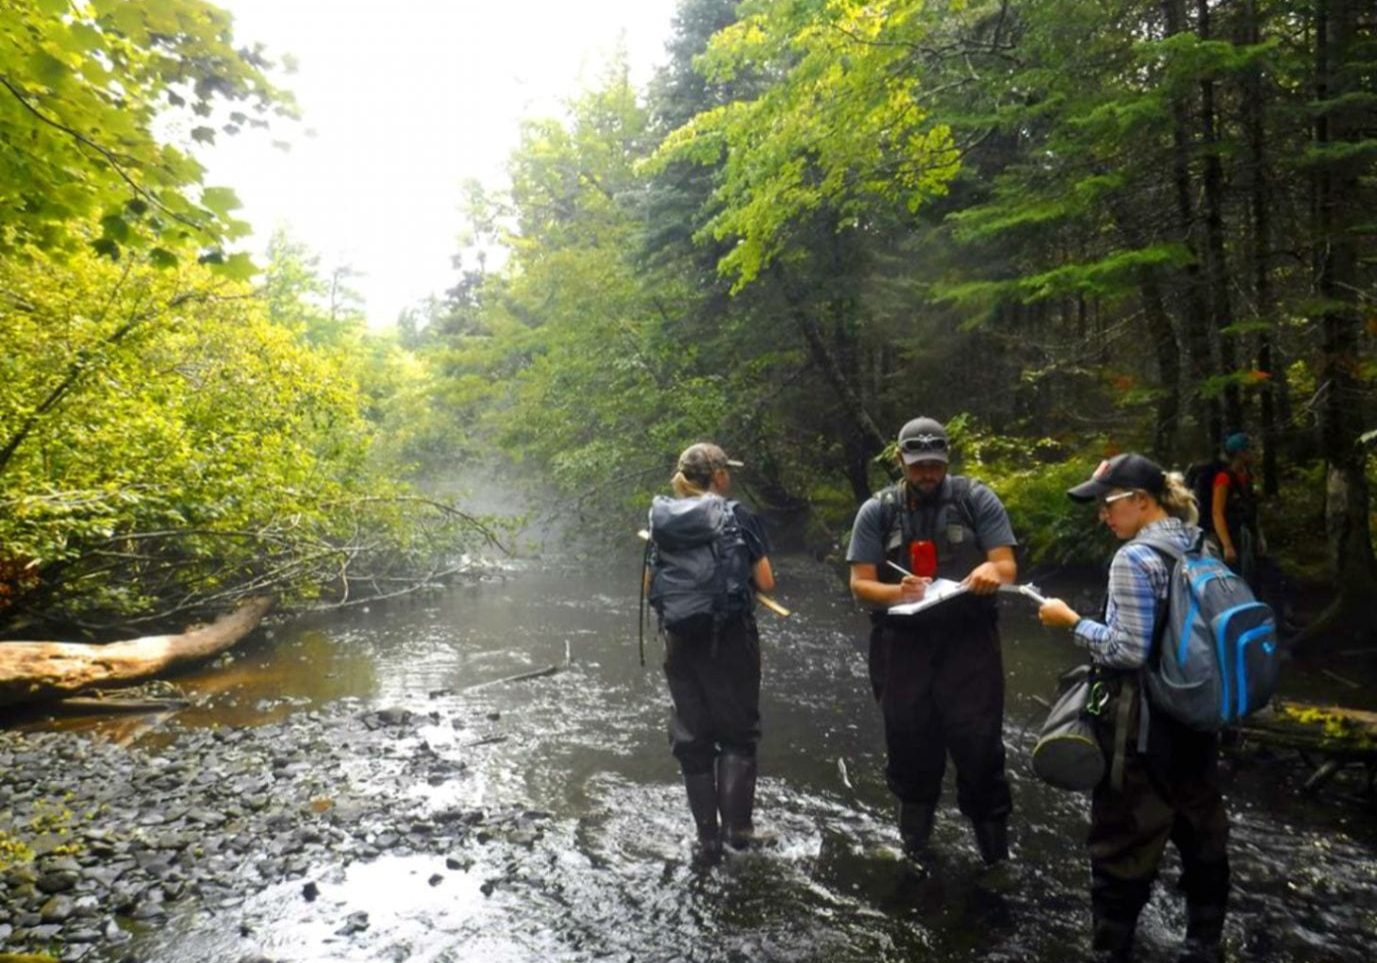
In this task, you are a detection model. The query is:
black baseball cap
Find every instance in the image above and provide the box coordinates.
[897,417,949,465]
[1067,452,1165,502]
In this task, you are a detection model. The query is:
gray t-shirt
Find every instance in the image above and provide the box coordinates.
[846,476,1017,567]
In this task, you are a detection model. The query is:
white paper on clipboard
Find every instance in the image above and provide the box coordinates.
[887,577,969,616]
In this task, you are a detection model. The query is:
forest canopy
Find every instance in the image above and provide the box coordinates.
[405,0,1376,644]
[2,0,1373,645]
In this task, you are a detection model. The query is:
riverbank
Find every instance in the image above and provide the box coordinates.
[0,700,543,962]
[2,558,1375,962]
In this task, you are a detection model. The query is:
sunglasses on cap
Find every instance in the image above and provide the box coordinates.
[1097,490,1139,511]
[899,434,948,454]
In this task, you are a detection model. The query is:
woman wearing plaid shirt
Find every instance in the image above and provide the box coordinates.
[1038,453,1230,963]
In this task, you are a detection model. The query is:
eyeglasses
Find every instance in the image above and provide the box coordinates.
[1097,490,1139,513]
[900,434,947,454]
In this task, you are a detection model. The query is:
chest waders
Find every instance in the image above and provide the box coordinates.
[870,476,1011,868]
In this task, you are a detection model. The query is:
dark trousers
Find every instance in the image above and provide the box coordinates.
[663,616,761,776]
[1089,708,1230,951]
[868,607,1011,821]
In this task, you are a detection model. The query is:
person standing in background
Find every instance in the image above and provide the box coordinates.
[1209,432,1261,583]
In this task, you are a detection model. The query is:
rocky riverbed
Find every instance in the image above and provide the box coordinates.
[6,561,1376,963]
[0,700,544,963]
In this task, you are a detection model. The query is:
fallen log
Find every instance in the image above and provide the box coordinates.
[0,596,273,708]
[1230,699,1377,795]
[1232,699,1377,755]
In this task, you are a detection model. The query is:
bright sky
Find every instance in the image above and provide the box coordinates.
[204,0,679,327]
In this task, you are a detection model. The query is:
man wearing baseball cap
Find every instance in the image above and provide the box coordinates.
[845,416,1019,873]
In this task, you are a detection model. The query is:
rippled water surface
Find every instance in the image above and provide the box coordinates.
[46,557,1377,961]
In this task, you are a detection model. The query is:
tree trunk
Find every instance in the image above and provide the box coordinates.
[775,269,889,503]
[0,596,274,707]
[1163,0,1221,448]
[1244,0,1282,496]
[1107,194,1183,459]
[1297,0,1377,648]
[1197,0,1243,432]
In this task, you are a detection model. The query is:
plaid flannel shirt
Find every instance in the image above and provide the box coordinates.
[1072,517,1196,669]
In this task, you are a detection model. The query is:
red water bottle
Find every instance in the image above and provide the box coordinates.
[910,539,937,579]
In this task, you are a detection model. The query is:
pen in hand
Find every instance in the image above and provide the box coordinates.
[886,560,930,603]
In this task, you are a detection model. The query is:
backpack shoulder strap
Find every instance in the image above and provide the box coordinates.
[1126,536,1180,671]
[948,475,980,532]
[877,481,908,542]
[1129,530,1205,563]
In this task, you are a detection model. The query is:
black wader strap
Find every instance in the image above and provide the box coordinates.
[1137,685,1150,754]
[1111,678,1134,792]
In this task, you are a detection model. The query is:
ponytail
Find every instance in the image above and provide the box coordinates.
[1159,471,1200,526]
[671,470,710,498]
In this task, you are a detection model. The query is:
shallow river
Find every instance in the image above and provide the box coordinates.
[38,556,1377,962]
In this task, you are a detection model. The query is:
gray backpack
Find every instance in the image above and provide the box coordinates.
[1134,533,1279,730]
[647,494,753,635]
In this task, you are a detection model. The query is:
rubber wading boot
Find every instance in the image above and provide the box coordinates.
[972,819,1009,866]
[716,752,759,850]
[898,801,936,861]
[683,771,721,859]
[1175,904,1225,963]
[1090,917,1137,963]
[972,818,1021,891]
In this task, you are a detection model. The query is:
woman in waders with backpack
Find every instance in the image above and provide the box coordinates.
[1038,453,1230,963]
[646,443,775,859]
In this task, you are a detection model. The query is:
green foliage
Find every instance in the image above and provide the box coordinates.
[0,241,500,630]
[941,417,1117,566]
[653,0,960,288]
[408,0,1376,598]
[408,61,813,528]
[0,0,295,263]
[0,828,35,868]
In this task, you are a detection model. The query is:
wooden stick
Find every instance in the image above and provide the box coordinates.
[53,696,190,715]
[463,663,560,691]
[757,594,791,617]
[1320,668,1361,690]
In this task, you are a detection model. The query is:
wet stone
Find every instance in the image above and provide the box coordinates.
[37,870,80,893]
[41,893,76,922]
[336,910,370,936]
[129,901,167,921]
[508,830,541,850]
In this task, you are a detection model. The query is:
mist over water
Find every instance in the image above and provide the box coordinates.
[42,551,1377,962]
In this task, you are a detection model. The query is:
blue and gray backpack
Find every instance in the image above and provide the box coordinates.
[646,493,754,636]
[1135,532,1279,729]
